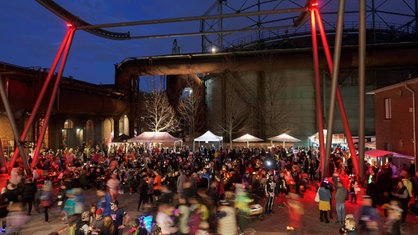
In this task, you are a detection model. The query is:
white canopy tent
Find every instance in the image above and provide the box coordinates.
[365,149,414,168]
[193,130,223,152]
[309,129,345,145]
[268,133,301,147]
[128,132,182,146]
[233,133,263,147]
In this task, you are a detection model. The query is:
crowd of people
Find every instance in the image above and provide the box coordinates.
[0,142,418,235]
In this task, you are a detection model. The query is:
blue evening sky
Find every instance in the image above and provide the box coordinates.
[0,1,411,85]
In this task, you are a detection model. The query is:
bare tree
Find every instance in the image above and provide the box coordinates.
[264,72,289,136]
[258,54,289,138]
[144,89,179,132]
[218,79,248,149]
[177,75,205,140]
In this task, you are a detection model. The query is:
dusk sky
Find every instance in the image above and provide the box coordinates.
[0,0,214,85]
[0,0,412,85]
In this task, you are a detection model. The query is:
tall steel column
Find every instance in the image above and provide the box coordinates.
[9,29,73,170]
[32,27,76,168]
[323,0,346,178]
[0,73,30,174]
[358,0,366,183]
[310,4,326,177]
[314,6,359,178]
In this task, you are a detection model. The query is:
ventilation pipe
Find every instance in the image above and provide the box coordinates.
[405,81,417,172]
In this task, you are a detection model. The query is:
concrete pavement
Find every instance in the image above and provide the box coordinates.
[16,182,418,235]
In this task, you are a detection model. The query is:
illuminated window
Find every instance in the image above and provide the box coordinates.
[384,98,392,120]
[64,119,74,129]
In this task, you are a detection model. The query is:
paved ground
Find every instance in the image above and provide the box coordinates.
[14,182,418,235]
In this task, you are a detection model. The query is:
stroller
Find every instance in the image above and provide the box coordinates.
[128,214,161,235]
[245,193,264,221]
[339,214,357,235]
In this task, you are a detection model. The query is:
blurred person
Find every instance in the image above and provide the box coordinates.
[158,184,174,206]
[189,203,202,235]
[137,174,148,211]
[97,189,112,217]
[177,169,187,197]
[0,189,8,233]
[57,185,67,216]
[383,204,402,235]
[6,202,29,235]
[21,177,37,215]
[74,188,86,215]
[147,174,155,205]
[62,189,78,224]
[318,180,332,223]
[358,196,379,235]
[339,214,357,235]
[234,184,250,233]
[156,203,177,235]
[8,165,22,187]
[400,176,413,198]
[106,171,120,201]
[2,182,19,205]
[177,196,190,235]
[216,200,238,235]
[335,181,348,225]
[31,167,39,183]
[40,176,53,223]
[109,200,130,235]
[286,192,304,235]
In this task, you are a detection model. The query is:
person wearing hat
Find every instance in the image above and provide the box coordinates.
[91,208,105,235]
[110,200,130,235]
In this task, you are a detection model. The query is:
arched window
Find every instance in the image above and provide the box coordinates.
[64,119,74,129]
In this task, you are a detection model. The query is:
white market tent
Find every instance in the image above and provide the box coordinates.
[268,133,301,147]
[364,149,414,168]
[309,129,345,145]
[233,133,263,147]
[193,130,223,152]
[128,131,182,143]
